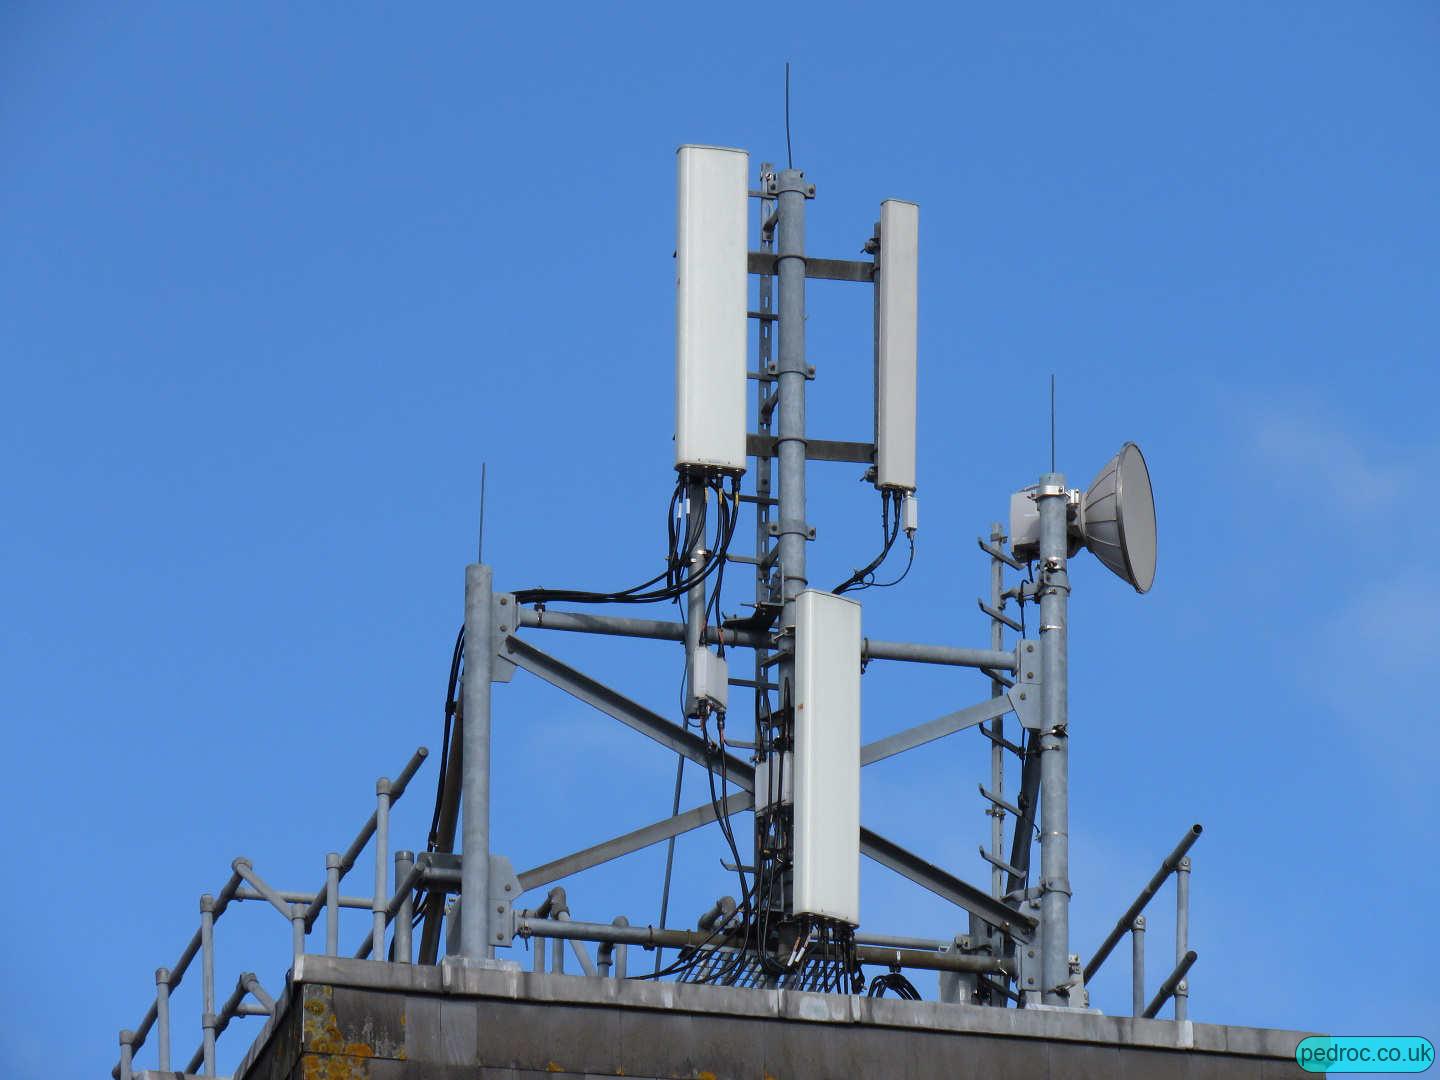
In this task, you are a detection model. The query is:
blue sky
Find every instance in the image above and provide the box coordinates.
[3,4,1438,1075]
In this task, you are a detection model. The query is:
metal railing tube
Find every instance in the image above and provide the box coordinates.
[352,852,426,961]
[118,1030,134,1080]
[231,858,296,921]
[325,852,341,956]
[153,968,171,1071]
[372,777,391,959]
[1175,855,1191,1020]
[241,972,276,1012]
[385,859,426,920]
[199,893,217,1077]
[612,916,628,978]
[1083,824,1203,984]
[110,869,241,1080]
[1131,915,1146,1017]
[233,887,373,908]
[1143,950,1198,1019]
[301,746,428,932]
[290,903,306,961]
[185,973,270,1077]
[394,850,415,963]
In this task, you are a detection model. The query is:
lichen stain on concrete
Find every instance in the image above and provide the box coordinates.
[301,1052,371,1080]
[545,1062,564,1073]
[299,985,379,1076]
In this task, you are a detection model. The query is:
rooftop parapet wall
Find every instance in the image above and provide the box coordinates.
[211,955,1315,1080]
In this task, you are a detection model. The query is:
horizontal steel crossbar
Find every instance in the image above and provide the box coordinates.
[861,696,1014,766]
[747,251,873,282]
[860,828,1037,941]
[504,636,753,786]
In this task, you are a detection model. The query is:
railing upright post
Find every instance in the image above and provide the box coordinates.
[372,777,392,960]
[200,894,217,1077]
[325,851,341,956]
[1130,915,1146,1017]
[291,903,306,962]
[118,1030,135,1080]
[1175,855,1191,1020]
[613,915,629,979]
[394,850,414,963]
[153,968,172,1071]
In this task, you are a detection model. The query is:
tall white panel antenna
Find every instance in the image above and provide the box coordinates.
[675,145,749,475]
[793,589,862,926]
[876,198,919,492]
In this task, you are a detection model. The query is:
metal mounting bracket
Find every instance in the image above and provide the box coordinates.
[492,595,518,682]
[1009,640,1042,730]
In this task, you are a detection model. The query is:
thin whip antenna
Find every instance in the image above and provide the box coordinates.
[1050,374,1056,473]
[784,62,793,169]
[477,462,487,563]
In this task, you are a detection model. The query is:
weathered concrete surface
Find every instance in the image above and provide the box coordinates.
[226,954,1315,1079]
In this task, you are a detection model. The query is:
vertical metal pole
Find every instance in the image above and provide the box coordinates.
[752,165,779,950]
[775,167,810,640]
[119,1030,135,1080]
[325,851,340,957]
[613,915,629,979]
[1036,475,1071,1005]
[372,777,392,959]
[154,968,171,1071]
[987,524,1007,902]
[460,563,495,960]
[1175,855,1191,1020]
[199,894,217,1076]
[1131,914,1146,1017]
[290,904,305,962]
[773,168,809,925]
[551,924,565,974]
[394,850,414,963]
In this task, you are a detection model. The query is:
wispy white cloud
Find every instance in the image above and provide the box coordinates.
[1306,575,1440,779]
[1250,409,1412,516]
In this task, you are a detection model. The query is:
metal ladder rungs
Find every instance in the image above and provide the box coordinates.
[978,599,1023,633]
[978,783,1022,819]
[978,846,1027,880]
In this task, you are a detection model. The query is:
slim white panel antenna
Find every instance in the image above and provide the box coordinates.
[675,145,749,475]
[876,198,919,491]
[793,589,861,926]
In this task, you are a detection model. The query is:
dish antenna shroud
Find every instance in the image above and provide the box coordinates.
[1010,441,1157,594]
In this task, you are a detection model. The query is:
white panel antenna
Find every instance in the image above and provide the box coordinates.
[876,198,919,492]
[675,145,749,475]
[793,589,862,926]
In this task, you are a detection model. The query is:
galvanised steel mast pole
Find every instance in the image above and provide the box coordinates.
[774,166,809,919]
[775,166,809,674]
[1035,476,1071,1004]
[460,563,495,960]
